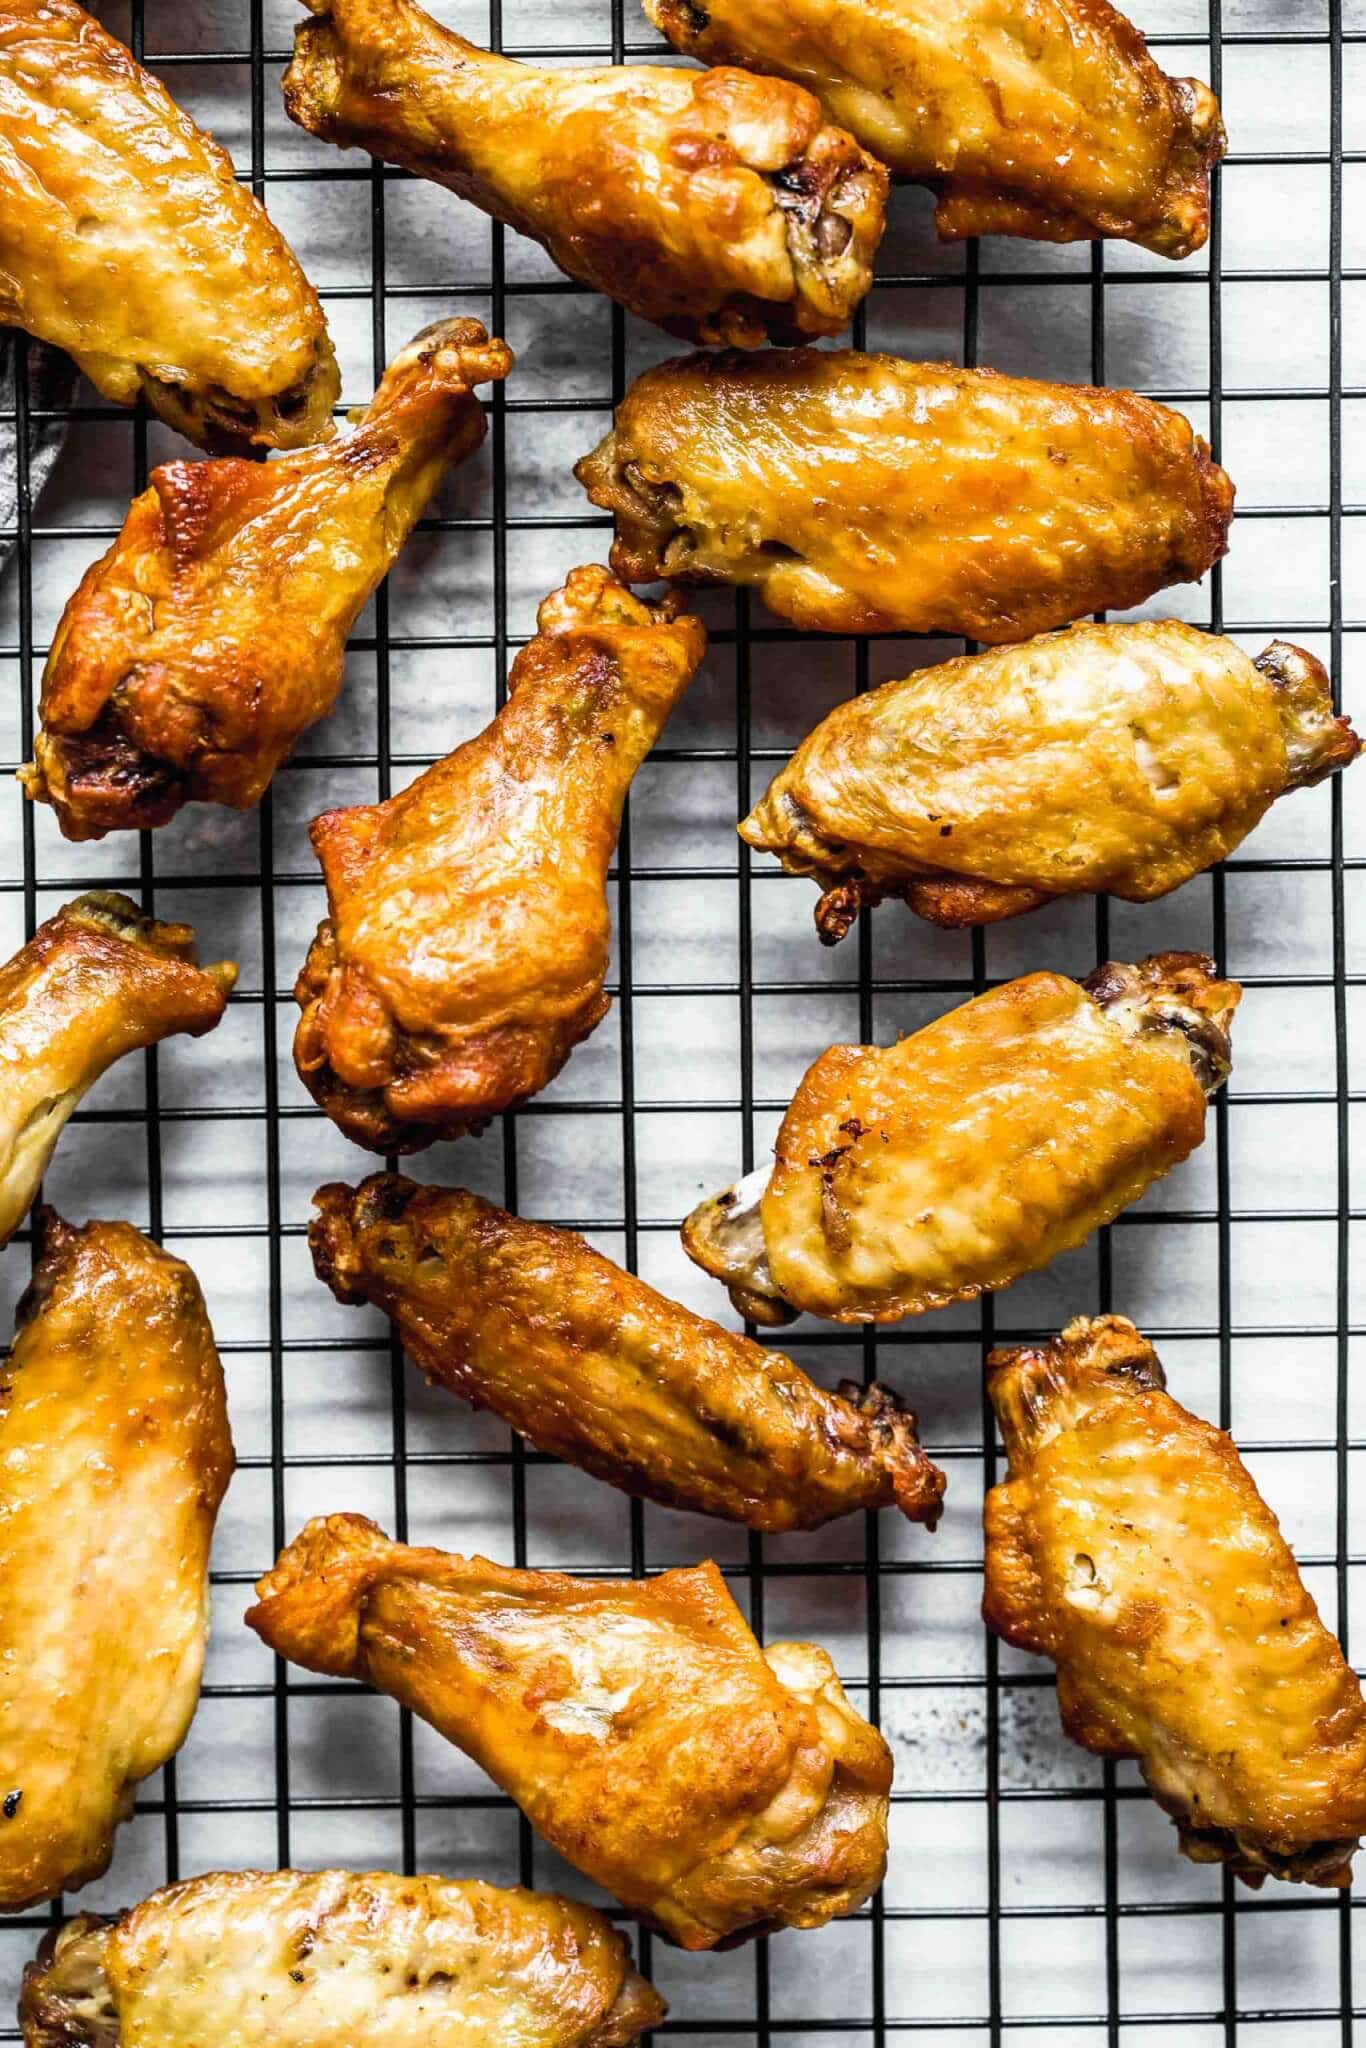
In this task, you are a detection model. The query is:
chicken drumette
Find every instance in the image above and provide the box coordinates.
[985,1315,1366,1888]
[0,1211,233,1911]
[684,954,1238,1325]
[283,0,886,347]
[577,349,1233,640]
[249,1516,891,1949]
[742,626,1359,939]
[22,323,511,839]
[21,1869,664,2046]
[309,1173,945,1529]
[294,566,705,1152]
[1,0,337,449]
[646,0,1225,259]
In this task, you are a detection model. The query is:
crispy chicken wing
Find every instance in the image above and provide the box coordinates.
[683,953,1238,1325]
[21,323,511,840]
[20,1869,664,2046]
[646,0,1225,259]
[743,627,1360,940]
[248,1516,891,1949]
[0,893,235,1248]
[985,1316,1366,1887]
[0,0,338,449]
[294,566,706,1152]
[309,1172,945,1528]
[283,0,886,347]
[577,350,1233,640]
[0,1210,233,1910]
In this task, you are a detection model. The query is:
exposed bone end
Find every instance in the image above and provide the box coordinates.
[1084,951,1239,1099]
[20,726,189,842]
[987,1314,1166,1464]
[132,329,340,454]
[836,1379,946,1530]
[1176,1819,1359,1891]
[1256,640,1362,791]
[680,1164,798,1327]
[19,1917,119,2048]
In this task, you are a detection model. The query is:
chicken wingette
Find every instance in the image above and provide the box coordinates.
[249,1516,891,1950]
[294,566,706,1152]
[0,1211,233,1911]
[21,322,512,839]
[684,953,1238,1325]
[309,1172,945,1528]
[742,626,1360,939]
[283,0,886,347]
[0,0,337,449]
[646,0,1225,259]
[0,893,235,1248]
[577,349,1233,640]
[20,1869,664,2046]
[985,1315,1366,1888]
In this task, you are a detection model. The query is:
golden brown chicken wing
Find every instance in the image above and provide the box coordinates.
[0,0,338,449]
[283,0,886,347]
[0,1210,233,1911]
[743,627,1360,940]
[576,349,1233,641]
[21,322,512,840]
[294,566,706,1152]
[646,0,1225,259]
[683,953,1238,1325]
[248,1516,891,1949]
[309,1172,945,1528]
[0,893,235,1249]
[20,1869,664,2046]
[985,1316,1366,1887]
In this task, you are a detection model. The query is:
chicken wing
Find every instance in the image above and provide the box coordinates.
[0,892,235,1248]
[1,0,338,449]
[248,1516,891,1949]
[985,1315,1366,1887]
[310,1172,945,1528]
[294,566,706,1152]
[20,1869,664,2046]
[683,953,1238,1325]
[577,350,1233,640]
[0,1210,233,1911]
[646,0,1225,259]
[743,627,1360,940]
[283,0,886,348]
[21,322,512,840]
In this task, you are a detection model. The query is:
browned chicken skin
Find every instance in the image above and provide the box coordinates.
[0,892,235,1248]
[0,1211,233,1911]
[0,0,337,449]
[21,323,511,840]
[294,566,706,1152]
[283,0,887,347]
[646,0,1225,259]
[985,1316,1366,1888]
[20,1870,664,2047]
[576,350,1233,640]
[684,953,1238,1325]
[742,627,1360,939]
[309,1172,945,1529]
[249,1517,892,1949]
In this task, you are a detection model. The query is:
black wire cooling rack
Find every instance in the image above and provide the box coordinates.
[0,0,1362,2037]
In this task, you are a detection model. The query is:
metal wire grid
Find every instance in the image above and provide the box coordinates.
[0,0,1362,2038]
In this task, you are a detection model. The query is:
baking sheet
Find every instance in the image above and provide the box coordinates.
[1,0,1363,2035]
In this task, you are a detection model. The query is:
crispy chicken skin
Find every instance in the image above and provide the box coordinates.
[576,351,1233,640]
[646,0,1225,260]
[683,953,1238,1326]
[0,893,235,1248]
[248,1517,892,1949]
[984,1317,1366,1887]
[22,323,511,841]
[283,0,886,348]
[742,628,1360,940]
[294,567,706,1152]
[0,0,337,449]
[0,1211,233,1911]
[19,1870,664,2046]
[309,1172,945,1529]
